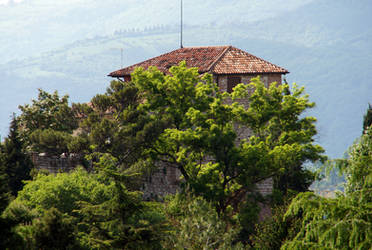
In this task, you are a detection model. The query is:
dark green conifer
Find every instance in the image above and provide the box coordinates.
[0,136,23,250]
[0,146,10,212]
[2,115,33,197]
[363,103,372,133]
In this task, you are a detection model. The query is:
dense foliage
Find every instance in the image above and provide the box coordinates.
[0,116,33,249]
[128,63,323,214]
[1,64,346,249]
[3,165,167,249]
[164,194,242,249]
[1,116,32,197]
[68,63,324,215]
[363,103,372,133]
[281,127,372,249]
[17,89,78,156]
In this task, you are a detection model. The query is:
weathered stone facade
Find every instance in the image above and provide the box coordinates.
[31,153,85,174]
[33,46,288,201]
[140,164,274,200]
[216,73,282,92]
[31,74,279,199]
[139,74,280,199]
[141,163,182,200]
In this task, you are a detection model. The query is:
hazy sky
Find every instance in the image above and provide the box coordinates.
[0,0,24,5]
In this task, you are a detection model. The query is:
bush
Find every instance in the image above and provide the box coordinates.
[164,194,243,249]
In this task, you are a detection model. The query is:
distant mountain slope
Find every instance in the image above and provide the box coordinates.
[0,0,314,63]
[1,0,371,158]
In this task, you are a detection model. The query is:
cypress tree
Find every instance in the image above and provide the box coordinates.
[0,144,10,212]
[363,103,372,133]
[2,115,33,197]
[0,139,23,250]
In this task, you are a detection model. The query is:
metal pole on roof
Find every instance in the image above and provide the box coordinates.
[120,48,123,68]
[180,0,183,48]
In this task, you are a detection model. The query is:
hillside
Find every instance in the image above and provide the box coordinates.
[0,0,371,157]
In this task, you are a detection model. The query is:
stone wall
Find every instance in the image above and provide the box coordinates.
[140,163,182,200]
[31,72,281,199]
[31,153,84,174]
[140,165,273,199]
[139,73,280,199]
[31,152,273,199]
[256,177,274,196]
[216,73,282,92]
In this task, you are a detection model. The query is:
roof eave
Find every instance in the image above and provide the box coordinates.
[213,71,289,75]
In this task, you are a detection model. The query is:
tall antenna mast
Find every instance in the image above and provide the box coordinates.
[180,0,183,48]
[120,48,123,68]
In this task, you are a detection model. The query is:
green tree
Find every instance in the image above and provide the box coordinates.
[0,144,20,250]
[128,63,324,214]
[29,129,72,156]
[5,167,112,216]
[251,197,301,250]
[31,208,81,250]
[18,89,78,155]
[66,63,323,217]
[0,120,26,250]
[18,89,77,135]
[75,154,167,249]
[2,115,33,197]
[281,127,372,250]
[164,194,242,249]
[0,147,10,212]
[73,80,155,164]
[233,80,324,200]
[4,163,167,249]
[363,103,372,133]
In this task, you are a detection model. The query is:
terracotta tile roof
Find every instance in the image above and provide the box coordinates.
[108,46,288,77]
[212,46,288,74]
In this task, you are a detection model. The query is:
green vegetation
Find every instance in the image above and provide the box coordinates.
[1,115,32,197]
[0,64,370,249]
[281,127,372,250]
[17,89,78,156]
[363,103,372,133]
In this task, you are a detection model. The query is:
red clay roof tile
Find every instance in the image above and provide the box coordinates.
[108,46,288,77]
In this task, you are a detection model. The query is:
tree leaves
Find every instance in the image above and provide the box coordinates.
[282,128,372,250]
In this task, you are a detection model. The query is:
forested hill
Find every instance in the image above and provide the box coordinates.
[1,0,372,157]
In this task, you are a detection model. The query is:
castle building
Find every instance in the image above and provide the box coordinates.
[108,45,289,200]
[109,45,288,92]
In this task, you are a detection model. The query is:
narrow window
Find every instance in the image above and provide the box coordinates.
[227,76,241,93]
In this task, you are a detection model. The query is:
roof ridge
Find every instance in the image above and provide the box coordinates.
[183,45,230,48]
[230,46,288,73]
[206,45,232,72]
[108,47,185,76]
[108,45,289,77]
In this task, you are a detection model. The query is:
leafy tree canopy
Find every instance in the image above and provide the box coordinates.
[4,167,112,217]
[164,194,242,249]
[126,62,324,213]
[70,62,324,216]
[17,89,78,155]
[0,63,329,248]
[3,161,168,249]
[282,127,372,250]
[18,89,78,134]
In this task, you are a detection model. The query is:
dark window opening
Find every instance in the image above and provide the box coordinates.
[227,76,241,93]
